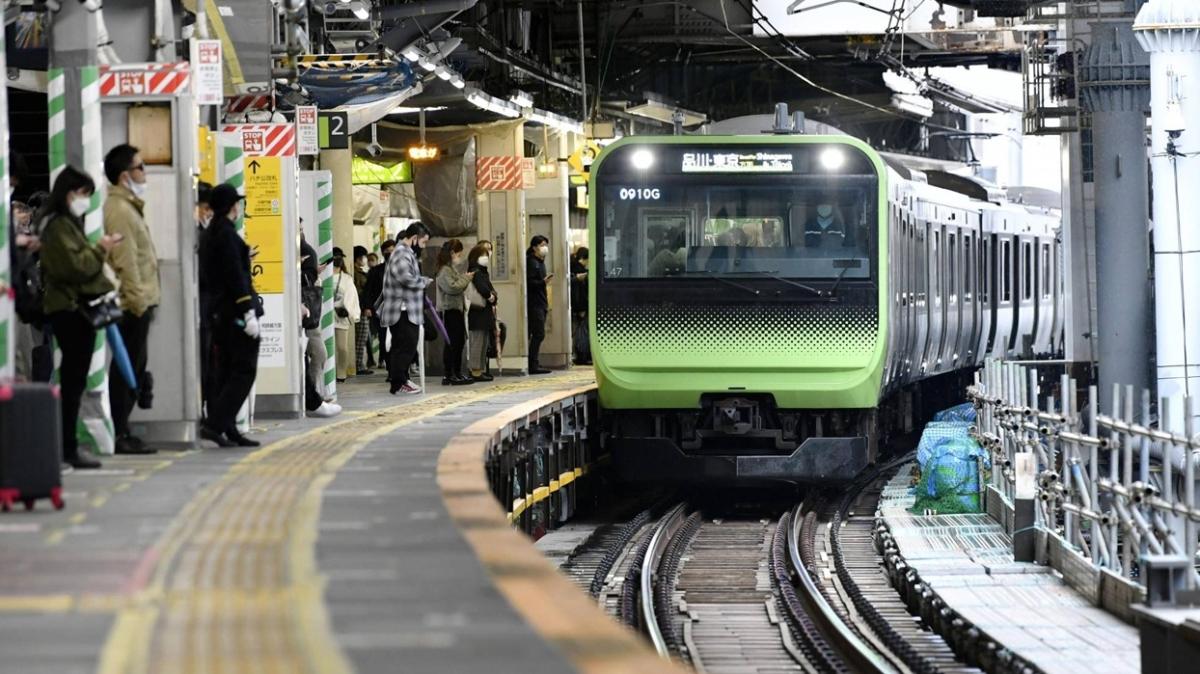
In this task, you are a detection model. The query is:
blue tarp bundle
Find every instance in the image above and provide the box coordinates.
[912,410,988,513]
[932,402,977,423]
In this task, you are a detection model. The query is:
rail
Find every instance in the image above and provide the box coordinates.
[970,358,1200,608]
[640,503,689,658]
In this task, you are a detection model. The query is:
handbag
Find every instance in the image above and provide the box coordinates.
[333,275,349,318]
[464,279,486,308]
[301,285,321,329]
[79,291,123,329]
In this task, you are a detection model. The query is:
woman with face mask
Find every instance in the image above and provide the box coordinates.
[466,242,497,381]
[435,239,476,386]
[38,166,121,469]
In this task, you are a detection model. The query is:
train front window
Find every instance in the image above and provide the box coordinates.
[598,178,876,281]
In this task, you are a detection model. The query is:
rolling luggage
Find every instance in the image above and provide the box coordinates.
[0,383,65,511]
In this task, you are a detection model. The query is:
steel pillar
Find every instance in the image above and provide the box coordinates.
[1079,22,1152,399]
[1135,0,1200,431]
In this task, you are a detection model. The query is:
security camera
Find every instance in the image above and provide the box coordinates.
[1166,100,1187,139]
[364,142,384,158]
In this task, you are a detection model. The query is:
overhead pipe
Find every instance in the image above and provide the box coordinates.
[376,0,478,19]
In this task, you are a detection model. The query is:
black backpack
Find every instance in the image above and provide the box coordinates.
[13,247,43,326]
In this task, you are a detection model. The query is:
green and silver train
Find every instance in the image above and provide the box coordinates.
[588,135,1061,484]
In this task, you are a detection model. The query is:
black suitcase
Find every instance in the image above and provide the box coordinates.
[0,383,65,510]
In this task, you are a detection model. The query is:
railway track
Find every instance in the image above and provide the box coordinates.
[566,461,988,673]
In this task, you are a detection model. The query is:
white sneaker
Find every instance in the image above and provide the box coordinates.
[309,401,342,418]
[399,382,421,395]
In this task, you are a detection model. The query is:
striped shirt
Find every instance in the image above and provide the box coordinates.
[375,244,429,327]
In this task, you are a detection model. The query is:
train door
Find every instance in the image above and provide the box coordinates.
[1035,239,1054,352]
[945,228,959,369]
[915,217,930,375]
[962,230,977,367]
[994,233,1014,357]
[923,222,942,373]
[979,231,995,359]
[1050,238,1064,354]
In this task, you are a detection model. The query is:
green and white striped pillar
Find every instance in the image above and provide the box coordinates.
[317,177,336,400]
[0,17,12,385]
[47,66,113,454]
[78,65,113,456]
[221,143,253,432]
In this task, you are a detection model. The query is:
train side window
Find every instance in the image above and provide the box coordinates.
[1041,242,1051,299]
[963,235,972,300]
[981,237,990,303]
[949,232,958,301]
[1002,239,1012,304]
[1022,241,1032,301]
[932,228,940,305]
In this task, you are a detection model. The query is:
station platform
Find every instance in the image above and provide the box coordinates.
[878,469,1141,674]
[0,369,663,674]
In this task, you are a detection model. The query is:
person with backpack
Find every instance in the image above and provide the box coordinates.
[11,199,44,381]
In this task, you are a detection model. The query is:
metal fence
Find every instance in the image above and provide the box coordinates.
[969,359,1200,596]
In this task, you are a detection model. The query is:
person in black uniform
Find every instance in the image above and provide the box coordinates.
[198,183,262,448]
[804,202,851,249]
[526,235,551,374]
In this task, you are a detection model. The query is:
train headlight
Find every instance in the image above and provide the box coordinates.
[630,149,655,170]
[820,147,845,171]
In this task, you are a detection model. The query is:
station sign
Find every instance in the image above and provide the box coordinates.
[296,105,319,155]
[191,39,223,105]
[243,156,285,294]
[318,111,350,149]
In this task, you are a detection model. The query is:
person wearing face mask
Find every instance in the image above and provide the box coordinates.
[804,201,848,249]
[102,144,161,455]
[364,239,395,377]
[198,183,262,448]
[525,235,552,375]
[39,166,121,469]
[467,242,497,381]
[435,239,476,386]
[376,222,431,394]
[569,246,591,366]
[352,246,373,375]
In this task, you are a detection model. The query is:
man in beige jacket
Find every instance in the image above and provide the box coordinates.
[103,144,160,455]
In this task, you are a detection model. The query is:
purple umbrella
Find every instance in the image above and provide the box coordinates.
[424,296,451,343]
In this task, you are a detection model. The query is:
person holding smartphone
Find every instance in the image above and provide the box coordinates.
[526,235,552,375]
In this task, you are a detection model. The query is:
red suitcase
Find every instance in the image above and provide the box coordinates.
[0,382,65,510]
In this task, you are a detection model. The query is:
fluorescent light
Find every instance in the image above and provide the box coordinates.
[626,93,707,127]
[391,106,447,114]
[418,58,436,72]
[820,148,846,171]
[401,48,422,62]
[435,66,452,81]
[510,90,533,108]
[630,149,654,170]
[349,0,370,20]
[450,76,465,89]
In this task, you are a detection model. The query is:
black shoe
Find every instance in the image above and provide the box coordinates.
[358,369,374,376]
[65,454,102,470]
[441,377,453,386]
[224,429,261,447]
[529,367,551,375]
[115,436,156,455]
[450,375,474,386]
[473,373,494,382]
[199,424,236,448]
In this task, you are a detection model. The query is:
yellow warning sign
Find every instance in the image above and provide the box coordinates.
[197,125,216,186]
[243,155,285,293]
[244,156,282,217]
[567,140,601,176]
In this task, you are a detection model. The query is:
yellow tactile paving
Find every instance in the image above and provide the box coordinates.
[97,372,593,674]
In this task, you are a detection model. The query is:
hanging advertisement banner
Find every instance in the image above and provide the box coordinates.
[191,39,223,105]
[296,105,319,155]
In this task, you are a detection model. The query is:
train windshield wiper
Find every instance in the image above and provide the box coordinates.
[742,271,827,298]
[679,270,761,297]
